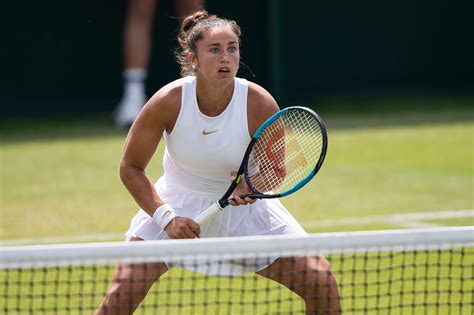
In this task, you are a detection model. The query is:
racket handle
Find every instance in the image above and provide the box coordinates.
[194,202,223,226]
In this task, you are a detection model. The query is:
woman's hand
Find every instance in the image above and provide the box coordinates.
[164,217,201,239]
[228,171,257,206]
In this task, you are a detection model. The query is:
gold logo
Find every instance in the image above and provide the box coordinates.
[202,129,218,136]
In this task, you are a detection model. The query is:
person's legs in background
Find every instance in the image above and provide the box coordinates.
[114,0,157,128]
[114,0,204,128]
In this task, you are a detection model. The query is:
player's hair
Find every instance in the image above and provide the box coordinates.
[176,10,241,77]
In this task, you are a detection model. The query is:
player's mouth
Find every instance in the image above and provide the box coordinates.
[218,67,231,74]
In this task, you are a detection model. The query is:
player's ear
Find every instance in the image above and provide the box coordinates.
[188,52,197,69]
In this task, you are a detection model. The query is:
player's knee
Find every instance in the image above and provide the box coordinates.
[97,268,149,314]
[315,260,338,291]
[296,257,339,298]
[97,286,142,315]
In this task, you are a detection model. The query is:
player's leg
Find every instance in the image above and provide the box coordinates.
[94,236,168,315]
[114,0,158,128]
[257,255,341,315]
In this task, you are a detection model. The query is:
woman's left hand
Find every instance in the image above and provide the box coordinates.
[228,171,257,206]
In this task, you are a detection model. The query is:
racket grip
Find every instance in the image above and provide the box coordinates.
[194,202,223,226]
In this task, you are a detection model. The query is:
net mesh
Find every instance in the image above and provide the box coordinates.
[247,109,325,195]
[1,227,472,314]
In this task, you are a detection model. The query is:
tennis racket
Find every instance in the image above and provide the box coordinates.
[194,106,328,226]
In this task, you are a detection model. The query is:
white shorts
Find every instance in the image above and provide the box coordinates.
[125,177,307,275]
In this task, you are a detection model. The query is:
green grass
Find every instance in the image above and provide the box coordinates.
[1,97,473,240]
[1,95,473,314]
[288,122,473,224]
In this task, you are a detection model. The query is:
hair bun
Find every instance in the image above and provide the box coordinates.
[181,10,211,33]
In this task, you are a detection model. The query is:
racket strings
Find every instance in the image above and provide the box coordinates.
[248,110,324,195]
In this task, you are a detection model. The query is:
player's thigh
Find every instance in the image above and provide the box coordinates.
[257,256,332,287]
[110,236,168,292]
[110,262,167,290]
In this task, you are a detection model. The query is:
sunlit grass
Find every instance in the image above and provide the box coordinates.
[1,100,473,240]
[1,97,473,314]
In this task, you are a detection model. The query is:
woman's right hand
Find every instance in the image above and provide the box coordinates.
[164,217,201,239]
[228,170,256,206]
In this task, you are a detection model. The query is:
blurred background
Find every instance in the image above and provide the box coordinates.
[1,0,473,243]
[3,0,473,117]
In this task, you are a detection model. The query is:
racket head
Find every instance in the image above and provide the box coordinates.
[243,106,327,198]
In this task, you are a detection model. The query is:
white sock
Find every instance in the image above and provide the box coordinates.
[123,69,147,99]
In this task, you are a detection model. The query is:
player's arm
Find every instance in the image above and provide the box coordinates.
[247,84,286,193]
[229,83,281,206]
[247,82,280,136]
[119,83,200,238]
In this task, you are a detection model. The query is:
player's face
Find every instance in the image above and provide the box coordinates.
[193,25,240,85]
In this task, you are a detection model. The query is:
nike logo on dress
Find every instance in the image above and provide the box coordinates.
[202,129,218,136]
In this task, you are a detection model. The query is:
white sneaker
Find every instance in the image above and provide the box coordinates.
[113,93,146,128]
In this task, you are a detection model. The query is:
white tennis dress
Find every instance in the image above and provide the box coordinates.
[125,76,307,274]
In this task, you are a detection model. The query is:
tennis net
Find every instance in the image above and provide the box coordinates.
[1,226,472,314]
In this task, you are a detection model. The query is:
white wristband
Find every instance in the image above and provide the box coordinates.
[152,204,176,230]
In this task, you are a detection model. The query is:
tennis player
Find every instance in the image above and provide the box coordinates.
[96,10,340,315]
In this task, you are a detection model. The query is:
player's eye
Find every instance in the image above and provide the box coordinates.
[228,46,238,53]
[210,47,220,54]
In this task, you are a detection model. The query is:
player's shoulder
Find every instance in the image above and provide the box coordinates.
[247,81,272,101]
[139,77,188,132]
[149,77,187,109]
[246,80,279,120]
